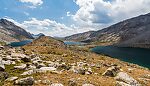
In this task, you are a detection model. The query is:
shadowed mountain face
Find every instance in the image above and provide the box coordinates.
[64,13,150,48]
[0,19,33,43]
[64,31,95,42]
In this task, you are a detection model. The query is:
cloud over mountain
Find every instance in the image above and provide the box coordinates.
[5,17,93,37]
[73,0,150,29]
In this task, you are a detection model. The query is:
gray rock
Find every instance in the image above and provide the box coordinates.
[116,81,131,86]
[14,64,26,70]
[31,57,42,62]
[39,67,56,71]
[57,63,71,70]
[0,72,9,80]
[0,58,5,71]
[11,53,26,58]
[36,63,46,69]
[77,62,88,67]
[21,70,36,76]
[2,55,12,60]
[36,67,57,73]
[115,72,141,86]
[102,66,120,77]
[27,64,36,70]
[51,83,64,86]
[6,77,18,81]
[2,60,16,65]
[48,62,60,68]
[70,66,85,75]
[82,84,95,86]
[14,77,34,85]
[85,68,92,75]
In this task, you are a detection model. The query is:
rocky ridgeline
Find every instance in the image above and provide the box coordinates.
[0,45,150,86]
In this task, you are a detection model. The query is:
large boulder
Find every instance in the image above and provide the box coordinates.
[0,58,5,71]
[6,77,18,82]
[14,77,34,85]
[115,72,141,86]
[36,67,57,73]
[102,66,120,77]
[14,64,27,70]
[69,66,86,75]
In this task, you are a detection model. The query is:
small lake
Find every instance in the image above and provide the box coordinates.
[9,40,32,47]
[91,46,150,68]
[64,41,86,45]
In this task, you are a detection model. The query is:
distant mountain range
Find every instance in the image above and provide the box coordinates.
[0,19,33,43]
[31,33,45,39]
[64,13,150,48]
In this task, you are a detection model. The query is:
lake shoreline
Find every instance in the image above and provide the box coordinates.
[91,45,150,69]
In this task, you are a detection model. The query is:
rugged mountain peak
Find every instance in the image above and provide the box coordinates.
[0,18,33,43]
[0,19,14,26]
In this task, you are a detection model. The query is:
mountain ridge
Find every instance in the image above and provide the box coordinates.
[0,19,34,43]
[64,13,150,48]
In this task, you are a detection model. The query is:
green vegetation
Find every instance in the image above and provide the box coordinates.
[0,41,6,45]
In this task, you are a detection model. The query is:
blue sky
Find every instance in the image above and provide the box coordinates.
[0,0,78,24]
[0,0,150,37]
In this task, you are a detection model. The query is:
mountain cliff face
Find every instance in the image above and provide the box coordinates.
[65,13,150,48]
[0,19,33,43]
[64,31,95,41]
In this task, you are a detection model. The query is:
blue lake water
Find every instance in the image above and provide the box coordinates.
[64,41,86,45]
[91,46,150,68]
[9,40,32,47]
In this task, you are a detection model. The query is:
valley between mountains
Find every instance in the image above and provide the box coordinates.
[0,13,150,86]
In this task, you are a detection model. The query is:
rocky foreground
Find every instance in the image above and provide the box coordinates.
[0,37,150,86]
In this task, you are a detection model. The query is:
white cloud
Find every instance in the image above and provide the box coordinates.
[4,0,150,37]
[23,12,30,16]
[4,17,91,37]
[18,0,43,8]
[67,11,73,17]
[73,0,150,29]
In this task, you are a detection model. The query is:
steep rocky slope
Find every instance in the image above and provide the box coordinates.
[64,13,150,48]
[64,31,95,42]
[0,19,33,43]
